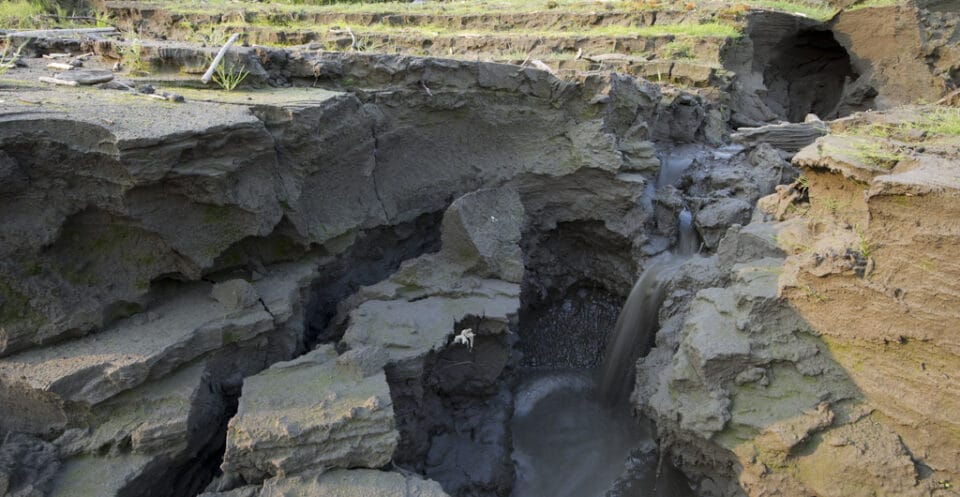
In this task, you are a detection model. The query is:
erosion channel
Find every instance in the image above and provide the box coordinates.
[2,2,960,497]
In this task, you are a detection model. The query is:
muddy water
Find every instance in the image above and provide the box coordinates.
[510,370,649,497]
[596,255,680,404]
[511,370,696,496]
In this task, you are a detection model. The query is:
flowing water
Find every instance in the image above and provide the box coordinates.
[597,254,681,404]
[510,371,650,497]
[677,209,699,256]
[598,209,698,403]
[511,154,702,497]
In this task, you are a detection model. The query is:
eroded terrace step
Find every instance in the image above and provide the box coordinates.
[282,30,728,61]
[0,260,318,435]
[104,1,709,34]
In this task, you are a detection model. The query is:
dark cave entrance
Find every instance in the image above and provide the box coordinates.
[761,28,860,122]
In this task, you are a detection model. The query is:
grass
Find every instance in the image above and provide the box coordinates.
[0,0,47,29]
[165,0,605,17]
[660,40,693,59]
[851,142,903,169]
[117,37,148,74]
[802,284,829,302]
[840,107,960,144]
[739,0,837,20]
[846,0,903,11]
[839,121,894,139]
[0,39,28,77]
[855,226,872,259]
[212,59,249,91]
[0,0,111,30]
[218,19,741,39]
[139,0,837,19]
[821,196,840,215]
[910,107,960,137]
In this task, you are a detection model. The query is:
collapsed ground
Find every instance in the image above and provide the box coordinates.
[1,1,959,497]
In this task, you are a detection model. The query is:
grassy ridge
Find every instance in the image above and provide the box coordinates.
[0,0,48,29]
[214,18,742,38]
[159,0,837,20]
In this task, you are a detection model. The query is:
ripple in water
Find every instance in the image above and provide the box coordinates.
[511,370,651,497]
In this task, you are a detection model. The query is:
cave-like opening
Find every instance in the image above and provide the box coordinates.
[761,28,861,122]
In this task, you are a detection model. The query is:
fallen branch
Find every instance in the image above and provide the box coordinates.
[200,32,240,84]
[7,27,117,38]
[148,91,185,103]
[935,88,960,106]
[46,62,74,71]
[36,14,97,21]
[346,26,357,51]
[530,59,557,76]
[38,76,79,87]
[519,51,532,68]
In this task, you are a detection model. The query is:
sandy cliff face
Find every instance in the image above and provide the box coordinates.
[637,107,960,497]
[783,110,960,493]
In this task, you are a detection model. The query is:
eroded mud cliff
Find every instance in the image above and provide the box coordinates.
[1,2,959,496]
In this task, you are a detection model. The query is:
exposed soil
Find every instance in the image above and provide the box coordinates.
[1,2,959,497]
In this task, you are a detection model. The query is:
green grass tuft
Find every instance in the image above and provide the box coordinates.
[0,0,47,29]
[913,107,960,137]
[852,142,902,169]
[660,40,693,59]
[846,0,903,11]
[212,59,249,91]
[740,0,837,21]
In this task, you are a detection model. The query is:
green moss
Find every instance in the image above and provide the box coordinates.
[660,40,693,59]
[577,105,602,121]
[104,301,143,323]
[201,204,232,225]
[264,235,304,261]
[821,336,870,373]
[62,264,99,287]
[24,258,44,276]
[223,329,244,344]
[0,279,43,328]
[714,422,760,450]
[396,283,425,294]
[215,245,248,269]
[90,225,137,253]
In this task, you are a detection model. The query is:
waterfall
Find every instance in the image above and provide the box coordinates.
[677,209,699,256]
[598,210,698,404]
[597,254,678,404]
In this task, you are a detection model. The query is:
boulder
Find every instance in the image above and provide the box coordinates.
[221,345,398,484]
[440,186,524,283]
[732,121,828,153]
[54,362,222,459]
[617,138,661,174]
[693,197,753,249]
[41,362,227,497]
[0,433,59,497]
[211,280,261,312]
[201,470,450,497]
[47,454,156,497]
[0,260,315,437]
[53,70,114,85]
[341,289,518,363]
